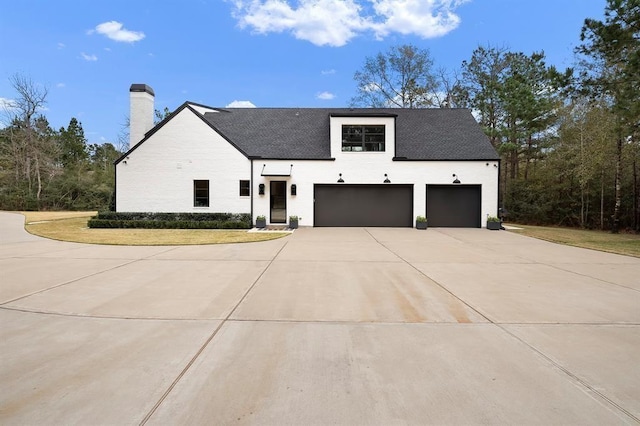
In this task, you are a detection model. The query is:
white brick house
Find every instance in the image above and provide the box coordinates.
[116,84,500,228]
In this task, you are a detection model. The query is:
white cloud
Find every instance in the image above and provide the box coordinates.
[369,0,465,39]
[0,98,49,125]
[230,0,364,46]
[57,42,65,49]
[0,98,17,125]
[228,0,467,46]
[361,82,379,92]
[90,21,145,43]
[81,52,98,61]
[316,91,335,100]
[56,83,66,88]
[321,69,336,75]
[0,97,17,110]
[226,100,257,108]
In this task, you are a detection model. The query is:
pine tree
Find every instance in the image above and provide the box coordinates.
[576,0,640,232]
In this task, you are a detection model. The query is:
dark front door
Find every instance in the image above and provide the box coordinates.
[426,184,481,227]
[314,184,413,227]
[270,181,287,223]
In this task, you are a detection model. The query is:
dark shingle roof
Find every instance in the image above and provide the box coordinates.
[203,108,331,159]
[202,107,499,161]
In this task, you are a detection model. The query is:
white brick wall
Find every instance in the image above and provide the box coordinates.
[117,107,499,226]
[330,116,396,160]
[129,90,154,149]
[252,159,499,227]
[116,107,251,213]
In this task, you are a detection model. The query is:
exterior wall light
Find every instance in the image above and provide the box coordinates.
[337,173,344,183]
[259,183,265,195]
[384,173,391,183]
[453,174,461,184]
[291,184,297,196]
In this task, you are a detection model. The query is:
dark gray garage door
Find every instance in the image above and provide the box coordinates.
[426,185,481,227]
[314,184,413,227]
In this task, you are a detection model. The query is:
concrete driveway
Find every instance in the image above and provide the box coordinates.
[1,212,639,425]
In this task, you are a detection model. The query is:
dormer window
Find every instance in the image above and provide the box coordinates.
[342,125,385,152]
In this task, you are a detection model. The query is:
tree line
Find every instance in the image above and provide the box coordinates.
[1,0,637,232]
[0,75,121,211]
[351,0,639,232]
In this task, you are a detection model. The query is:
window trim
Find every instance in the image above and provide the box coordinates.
[341,124,386,152]
[194,180,210,207]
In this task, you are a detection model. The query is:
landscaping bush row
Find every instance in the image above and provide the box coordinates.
[88,212,252,229]
[88,219,251,229]
[94,212,251,222]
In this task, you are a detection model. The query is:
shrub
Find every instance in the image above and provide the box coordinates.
[88,212,251,229]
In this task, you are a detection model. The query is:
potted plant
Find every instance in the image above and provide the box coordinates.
[255,215,266,228]
[416,216,428,230]
[289,215,299,229]
[486,216,501,230]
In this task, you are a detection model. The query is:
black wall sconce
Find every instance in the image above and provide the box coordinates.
[384,173,391,183]
[452,174,461,184]
[291,184,297,196]
[337,173,344,183]
[258,183,265,195]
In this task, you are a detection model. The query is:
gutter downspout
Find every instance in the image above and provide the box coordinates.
[113,162,117,212]
[250,158,254,224]
[498,159,502,214]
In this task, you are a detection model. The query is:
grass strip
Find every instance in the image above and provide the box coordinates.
[22,212,289,246]
[508,224,640,258]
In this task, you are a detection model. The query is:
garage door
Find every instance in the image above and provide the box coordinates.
[426,185,481,227]
[314,184,413,227]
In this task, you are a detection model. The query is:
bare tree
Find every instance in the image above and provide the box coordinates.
[2,74,58,206]
[432,67,465,108]
[351,44,438,108]
[9,74,48,125]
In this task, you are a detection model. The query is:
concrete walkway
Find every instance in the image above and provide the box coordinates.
[1,212,639,425]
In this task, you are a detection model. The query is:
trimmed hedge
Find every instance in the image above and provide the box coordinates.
[88,212,251,229]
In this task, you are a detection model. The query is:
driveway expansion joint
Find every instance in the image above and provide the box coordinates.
[1,258,141,306]
[138,239,290,425]
[363,228,495,325]
[496,322,640,424]
[3,213,638,425]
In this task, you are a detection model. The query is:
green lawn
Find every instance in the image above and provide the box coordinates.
[22,212,290,245]
[19,212,640,255]
[508,224,640,258]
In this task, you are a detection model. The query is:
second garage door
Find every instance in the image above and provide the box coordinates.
[426,184,481,227]
[314,184,413,227]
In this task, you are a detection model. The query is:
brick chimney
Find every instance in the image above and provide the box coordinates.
[129,84,154,148]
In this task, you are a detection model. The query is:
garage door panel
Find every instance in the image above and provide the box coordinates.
[315,185,413,227]
[426,185,481,228]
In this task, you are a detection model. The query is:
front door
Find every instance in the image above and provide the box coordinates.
[270,181,287,223]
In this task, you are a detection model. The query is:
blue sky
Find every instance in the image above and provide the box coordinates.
[1,0,605,147]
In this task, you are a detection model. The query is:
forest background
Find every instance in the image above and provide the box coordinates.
[1,0,638,232]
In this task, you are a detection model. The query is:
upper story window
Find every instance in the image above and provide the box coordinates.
[342,125,385,152]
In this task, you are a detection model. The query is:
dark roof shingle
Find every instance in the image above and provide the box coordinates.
[202,107,499,161]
